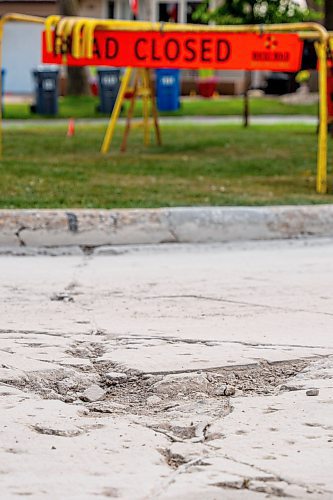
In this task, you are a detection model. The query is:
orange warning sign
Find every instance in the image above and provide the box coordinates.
[43,31,303,72]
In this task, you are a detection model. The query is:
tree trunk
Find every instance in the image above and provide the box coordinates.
[58,0,90,96]
[325,0,333,30]
[306,0,322,13]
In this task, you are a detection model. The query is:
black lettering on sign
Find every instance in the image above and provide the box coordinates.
[93,38,101,58]
[165,39,180,61]
[106,38,119,59]
[252,51,290,62]
[201,39,212,62]
[134,38,147,60]
[216,39,231,62]
[152,39,161,61]
[184,38,196,62]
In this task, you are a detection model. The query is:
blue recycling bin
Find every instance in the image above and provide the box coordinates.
[32,68,59,115]
[156,69,180,112]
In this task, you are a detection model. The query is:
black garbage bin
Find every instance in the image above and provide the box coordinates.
[97,68,121,114]
[264,72,298,96]
[32,68,59,115]
[301,41,317,70]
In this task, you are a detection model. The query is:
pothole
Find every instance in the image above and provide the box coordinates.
[83,357,309,419]
[3,338,310,419]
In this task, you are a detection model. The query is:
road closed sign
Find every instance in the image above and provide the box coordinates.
[43,31,304,72]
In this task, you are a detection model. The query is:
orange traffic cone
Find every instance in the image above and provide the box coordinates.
[67,117,75,137]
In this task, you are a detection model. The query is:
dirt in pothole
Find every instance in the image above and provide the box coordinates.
[85,357,309,417]
[6,335,310,419]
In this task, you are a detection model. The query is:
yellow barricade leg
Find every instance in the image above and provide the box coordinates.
[316,41,328,194]
[101,67,132,154]
[141,69,151,146]
[145,69,162,146]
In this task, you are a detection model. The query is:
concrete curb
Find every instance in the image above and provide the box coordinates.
[0,205,333,248]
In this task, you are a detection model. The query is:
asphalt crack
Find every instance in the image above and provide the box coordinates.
[143,294,333,317]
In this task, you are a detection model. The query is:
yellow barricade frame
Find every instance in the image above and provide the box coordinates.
[0,14,331,194]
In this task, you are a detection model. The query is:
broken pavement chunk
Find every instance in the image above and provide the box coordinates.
[50,292,74,303]
[105,371,128,384]
[215,385,236,397]
[306,389,319,397]
[81,384,106,402]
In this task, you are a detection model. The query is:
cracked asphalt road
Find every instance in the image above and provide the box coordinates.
[0,238,333,498]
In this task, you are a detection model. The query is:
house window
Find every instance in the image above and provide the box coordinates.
[108,1,115,18]
[186,1,202,23]
[158,3,179,22]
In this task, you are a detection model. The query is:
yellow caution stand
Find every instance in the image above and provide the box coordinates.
[41,17,331,194]
[0,15,331,194]
[101,67,162,154]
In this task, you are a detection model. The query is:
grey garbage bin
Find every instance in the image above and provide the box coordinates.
[32,68,59,115]
[97,68,120,114]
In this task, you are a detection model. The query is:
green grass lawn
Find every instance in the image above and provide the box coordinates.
[3,95,318,120]
[0,123,331,208]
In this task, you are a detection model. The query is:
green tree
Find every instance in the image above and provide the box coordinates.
[193,0,321,25]
[192,0,322,127]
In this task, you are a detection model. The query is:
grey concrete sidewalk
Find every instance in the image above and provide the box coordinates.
[1,115,318,128]
[0,238,333,498]
[1,205,333,249]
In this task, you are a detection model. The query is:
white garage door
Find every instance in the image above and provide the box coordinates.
[2,23,55,94]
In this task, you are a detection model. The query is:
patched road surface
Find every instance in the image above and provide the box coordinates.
[1,239,333,498]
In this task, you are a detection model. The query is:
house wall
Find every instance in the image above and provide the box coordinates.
[0,1,56,16]
[78,0,107,19]
[0,0,108,18]
[0,3,54,94]
[2,22,45,93]
[0,0,106,94]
